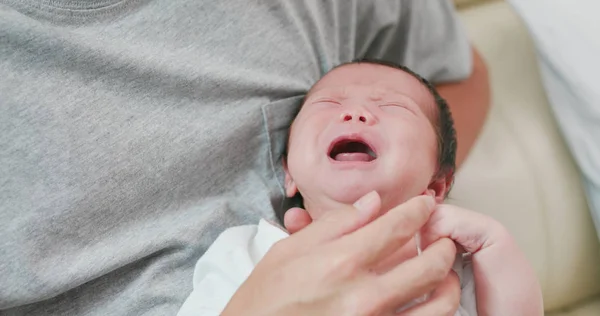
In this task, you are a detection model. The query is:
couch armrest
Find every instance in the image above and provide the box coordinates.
[451,1,600,311]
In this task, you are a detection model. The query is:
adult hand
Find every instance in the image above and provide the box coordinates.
[284,198,463,316]
[396,271,461,316]
[222,192,457,316]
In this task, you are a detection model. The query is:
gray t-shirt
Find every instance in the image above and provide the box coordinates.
[0,0,471,315]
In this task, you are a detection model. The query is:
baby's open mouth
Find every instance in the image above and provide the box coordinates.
[328,138,377,162]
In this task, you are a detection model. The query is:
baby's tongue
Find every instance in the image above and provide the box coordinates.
[335,152,372,162]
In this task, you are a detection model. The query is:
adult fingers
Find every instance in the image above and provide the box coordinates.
[336,195,435,268]
[283,207,313,234]
[281,191,382,254]
[396,270,461,316]
[361,238,457,314]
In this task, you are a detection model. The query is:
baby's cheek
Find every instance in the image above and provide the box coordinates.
[406,141,439,182]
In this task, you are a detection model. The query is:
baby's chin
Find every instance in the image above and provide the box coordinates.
[305,186,413,220]
[305,188,381,219]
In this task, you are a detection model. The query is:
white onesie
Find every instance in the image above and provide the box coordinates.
[177,220,478,315]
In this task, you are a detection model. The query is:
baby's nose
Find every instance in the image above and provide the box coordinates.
[340,109,376,125]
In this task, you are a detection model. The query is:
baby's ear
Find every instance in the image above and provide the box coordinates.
[282,158,298,198]
[427,171,453,203]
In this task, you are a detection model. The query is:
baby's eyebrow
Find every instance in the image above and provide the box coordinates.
[307,86,347,101]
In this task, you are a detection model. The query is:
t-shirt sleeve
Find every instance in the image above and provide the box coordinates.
[358,0,472,83]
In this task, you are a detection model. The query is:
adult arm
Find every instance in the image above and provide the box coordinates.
[437,47,491,167]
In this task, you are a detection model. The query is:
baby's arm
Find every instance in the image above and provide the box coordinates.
[423,205,543,316]
[471,227,542,315]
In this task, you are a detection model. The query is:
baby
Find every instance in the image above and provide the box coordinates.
[177,60,542,315]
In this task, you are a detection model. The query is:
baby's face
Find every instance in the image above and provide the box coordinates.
[285,63,446,218]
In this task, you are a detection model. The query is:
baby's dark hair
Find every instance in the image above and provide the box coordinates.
[347,58,457,181]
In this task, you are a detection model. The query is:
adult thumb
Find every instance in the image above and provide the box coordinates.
[284,207,313,234]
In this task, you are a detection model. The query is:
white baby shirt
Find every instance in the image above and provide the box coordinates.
[177,220,477,315]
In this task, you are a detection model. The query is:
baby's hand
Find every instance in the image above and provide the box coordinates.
[421,204,513,255]
[422,204,543,316]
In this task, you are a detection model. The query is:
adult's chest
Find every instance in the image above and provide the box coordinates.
[1,0,340,209]
[1,0,344,268]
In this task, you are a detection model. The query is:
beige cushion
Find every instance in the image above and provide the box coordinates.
[452,1,600,313]
[547,297,600,316]
[454,0,498,9]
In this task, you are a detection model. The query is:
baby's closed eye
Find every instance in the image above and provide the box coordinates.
[379,103,416,116]
[311,98,342,107]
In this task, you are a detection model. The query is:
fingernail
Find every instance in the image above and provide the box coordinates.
[353,191,378,213]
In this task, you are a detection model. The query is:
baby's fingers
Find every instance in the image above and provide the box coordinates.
[421,204,499,254]
[283,207,313,234]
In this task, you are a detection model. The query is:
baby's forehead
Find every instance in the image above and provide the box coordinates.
[305,63,437,116]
